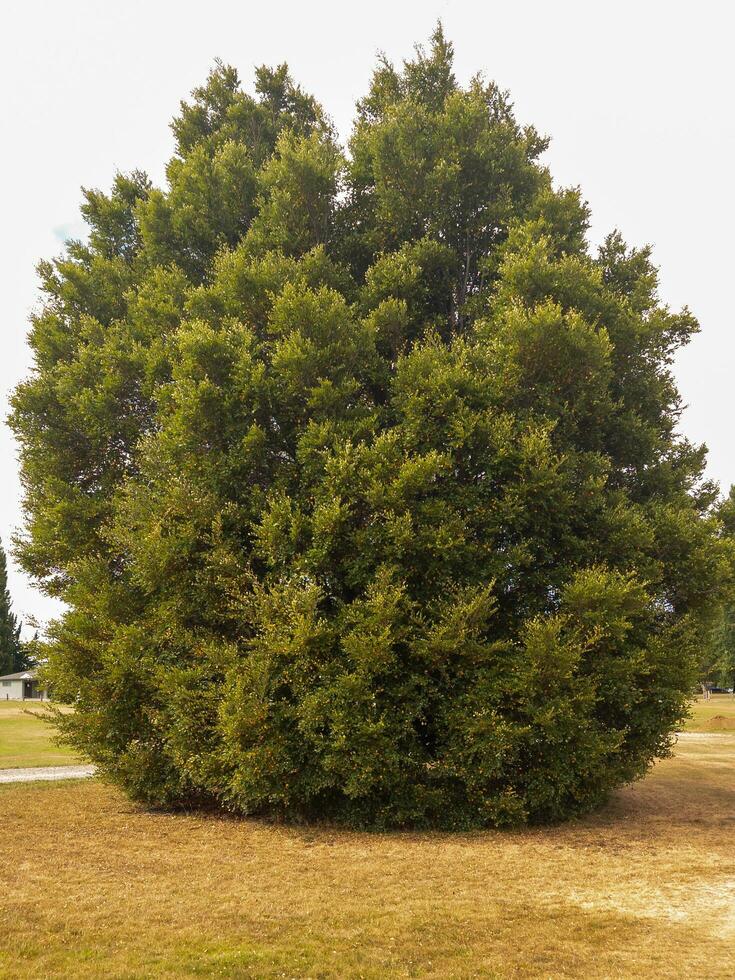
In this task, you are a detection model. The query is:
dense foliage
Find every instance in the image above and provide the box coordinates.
[10,29,735,827]
[0,540,24,675]
[699,487,735,691]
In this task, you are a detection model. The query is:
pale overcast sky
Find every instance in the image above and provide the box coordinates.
[1,0,733,632]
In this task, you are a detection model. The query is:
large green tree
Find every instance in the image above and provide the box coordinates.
[698,487,735,691]
[10,28,735,827]
[0,540,23,674]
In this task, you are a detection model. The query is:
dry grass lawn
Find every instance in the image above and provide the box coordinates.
[0,700,78,768]
[1,728,734,979]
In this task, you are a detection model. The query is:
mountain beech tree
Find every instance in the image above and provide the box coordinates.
[10,27,735,827]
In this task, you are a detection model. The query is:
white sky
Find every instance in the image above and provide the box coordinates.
[1,0,733,633]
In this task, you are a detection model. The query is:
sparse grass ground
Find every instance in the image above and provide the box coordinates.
[685,692,735,731]
[0,700,78,768]
[1,730,733,979]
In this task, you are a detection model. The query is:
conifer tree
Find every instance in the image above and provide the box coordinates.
[10,27,735,827]
[0,540,23,675]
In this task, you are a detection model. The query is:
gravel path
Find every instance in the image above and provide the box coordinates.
[676,731,735,739]
[0,764,95,784]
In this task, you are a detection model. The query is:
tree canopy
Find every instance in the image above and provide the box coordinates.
[10,27,735,827]
[698,486,735,691]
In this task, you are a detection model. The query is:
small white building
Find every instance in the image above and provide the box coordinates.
[0,669,48,701]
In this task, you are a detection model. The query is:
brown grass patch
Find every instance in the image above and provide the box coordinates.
[1,734,734,978]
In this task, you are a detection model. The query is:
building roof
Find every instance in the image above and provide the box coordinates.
[0,669,38,681]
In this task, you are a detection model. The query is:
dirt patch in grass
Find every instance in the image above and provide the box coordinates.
[706,714,735,731]
[1,734,734,978]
